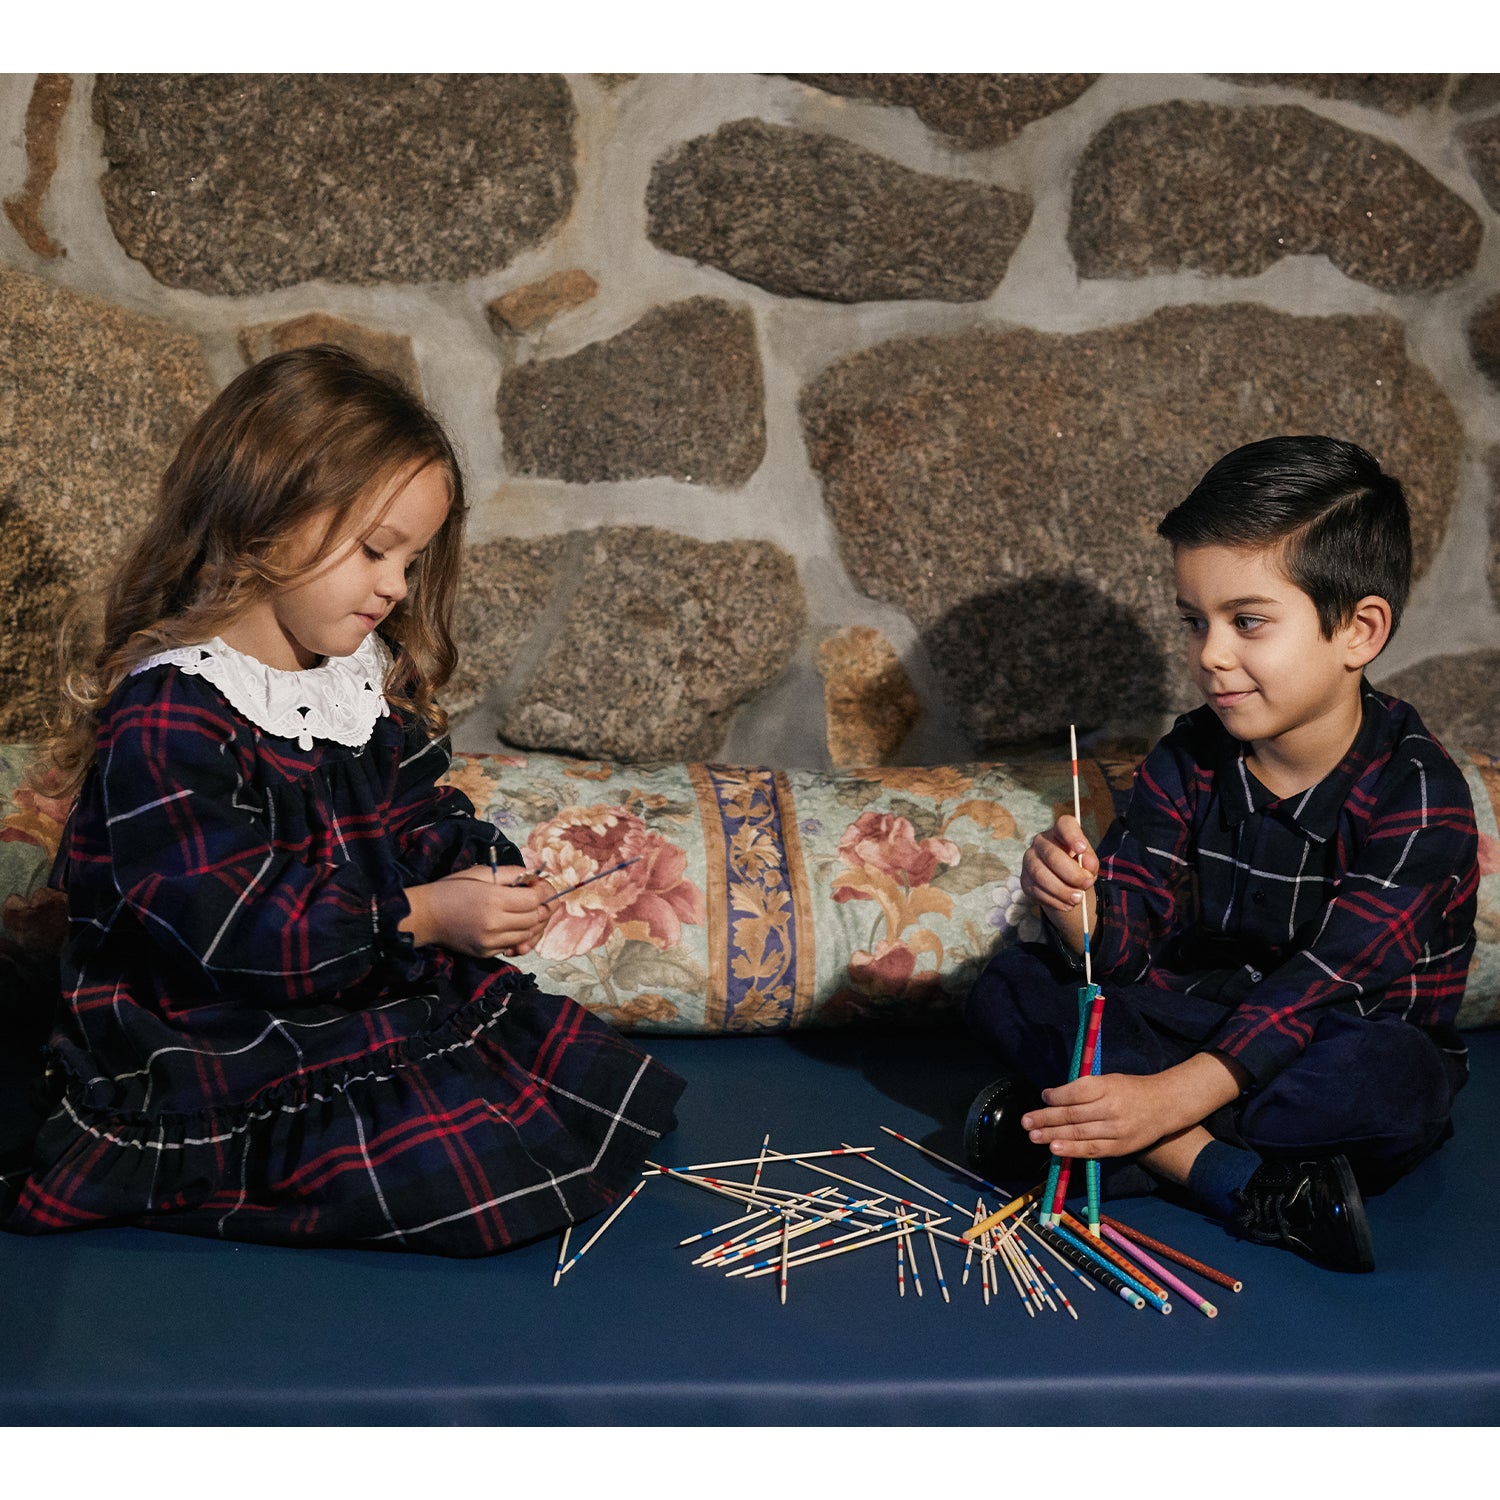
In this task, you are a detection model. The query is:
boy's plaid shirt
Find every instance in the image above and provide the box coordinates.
[1090,687,1478,1086]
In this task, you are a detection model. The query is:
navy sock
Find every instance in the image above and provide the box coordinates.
[1187,1138,1262,1221]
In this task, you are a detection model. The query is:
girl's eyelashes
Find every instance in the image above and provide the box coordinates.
[362,544,385,563]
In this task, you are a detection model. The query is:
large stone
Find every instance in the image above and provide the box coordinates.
[501,528,806,761]
[1070,101,1482,292]
[1380,650,1500,751]
[817,626,922,768]
[92,75,576,293]
[498,298,765,485]
[3,73,71,259]
[1458,115,1500,211]
[786,74,1098,149]
[1453,75,1500,113]
[0,267,213,737]
[1211,75,1447,113]
[237,313,423,396]
[1471,295,1500,391]
[486,270,599,334]
[445,533,571,715]
[645,118,1031,303]
[800,303,1463,748]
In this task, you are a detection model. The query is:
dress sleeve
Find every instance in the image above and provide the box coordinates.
[1090,734,1200,982]
[1212,750,1479,1086]
[97,674,406,1003]
[386,713,524,884]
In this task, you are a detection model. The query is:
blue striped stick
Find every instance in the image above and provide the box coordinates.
[1049,1219,1171,1313]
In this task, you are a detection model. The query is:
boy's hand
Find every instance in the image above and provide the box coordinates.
[400,865,554,958]
[1021,814,1099,955]
[1021,1053,1246,1159]
[1022,1071,1180,1159]
[1021,814,1098,912]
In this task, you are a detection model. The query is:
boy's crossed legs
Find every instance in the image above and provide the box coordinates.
[964,944,1466,1272]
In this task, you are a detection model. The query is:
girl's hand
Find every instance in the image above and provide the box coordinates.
[1020,814,1098,914]
[400,865,554,958]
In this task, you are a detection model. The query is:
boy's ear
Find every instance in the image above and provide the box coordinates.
[1343,594,1393,668]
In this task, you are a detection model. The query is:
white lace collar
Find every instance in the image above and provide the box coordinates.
[132,633,392,750]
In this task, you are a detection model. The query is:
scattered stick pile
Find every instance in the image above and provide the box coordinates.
[550,1127,1241,1321]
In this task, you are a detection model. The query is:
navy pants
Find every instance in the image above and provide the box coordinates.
[965,943,1468,1195]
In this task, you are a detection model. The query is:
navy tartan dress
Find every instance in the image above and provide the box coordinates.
[1,634,684,1256]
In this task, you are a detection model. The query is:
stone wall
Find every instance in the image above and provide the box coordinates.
[3,72,1499,763]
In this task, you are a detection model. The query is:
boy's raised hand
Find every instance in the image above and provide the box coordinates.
[1021,814,1099,956]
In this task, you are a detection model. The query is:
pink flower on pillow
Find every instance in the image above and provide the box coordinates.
[523,804,705,960]
[835,810,960,890]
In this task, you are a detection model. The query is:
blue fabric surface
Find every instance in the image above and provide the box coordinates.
[2,1027,1497,1425]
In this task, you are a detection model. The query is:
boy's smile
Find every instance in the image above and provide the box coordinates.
[1173,543,1385,795]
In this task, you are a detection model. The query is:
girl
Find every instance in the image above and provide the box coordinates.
[1,346,684,1257]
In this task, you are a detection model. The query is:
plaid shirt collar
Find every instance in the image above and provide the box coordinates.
[1215,684,1382,844]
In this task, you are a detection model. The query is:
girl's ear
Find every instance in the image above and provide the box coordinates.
[1344,594,1393,669]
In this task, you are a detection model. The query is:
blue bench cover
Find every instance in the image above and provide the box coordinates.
[2,1028,1496,1425]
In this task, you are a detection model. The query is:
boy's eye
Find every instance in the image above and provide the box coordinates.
[1234,615,1267,631]
[1178,614,1206,633]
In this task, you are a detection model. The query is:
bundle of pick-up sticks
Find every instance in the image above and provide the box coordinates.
[548,1128,1241,1319]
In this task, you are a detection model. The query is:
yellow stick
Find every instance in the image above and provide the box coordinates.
[963,1186,1040,1241]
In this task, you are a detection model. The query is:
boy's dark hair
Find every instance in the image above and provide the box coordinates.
[1157,435,1412,640]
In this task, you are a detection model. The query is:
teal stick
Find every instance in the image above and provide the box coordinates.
[1041,986,1092,1224]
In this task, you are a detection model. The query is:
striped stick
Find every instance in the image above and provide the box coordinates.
[742,1216,951,1279]
[1049,1220,1169,1313]
[1031,1220,1145,1309]
[1017,1215,1097,1292]
[1060,1208,1172,1305]
[680,1147,875,1173]
[554,1178,647,1280]
[778,1213,790,1305]
[552,1224,572,1287]
[1100,1215,1244,1294]
[926,1226,951,1304]
[1100,1222,1217,1318]
[878,1126,1008,1197]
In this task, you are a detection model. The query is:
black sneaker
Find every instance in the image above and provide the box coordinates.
[1231,1154,1375,1273]
[962,1071,1048,1184]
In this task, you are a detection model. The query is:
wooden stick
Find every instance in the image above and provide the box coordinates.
[926,1226,951,1304]
[749,1131,772,1203]
[844,1142,969,1215]
[742,1216,951,1279]
[680,1147,874,1173]
[778,1212,790,1305]
[551,1224,572,1287]
[879,1126,1007,1196]
[904,1220,924,1297]
[962,1200,983,1286]
[554,1178,646,1279]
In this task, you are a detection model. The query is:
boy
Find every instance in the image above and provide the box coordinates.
[964,435,1478,1273]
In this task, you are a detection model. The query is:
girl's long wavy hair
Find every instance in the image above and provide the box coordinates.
[44,344,468,798]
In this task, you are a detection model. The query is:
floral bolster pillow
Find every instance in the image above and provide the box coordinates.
[4,744,1500,1034]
